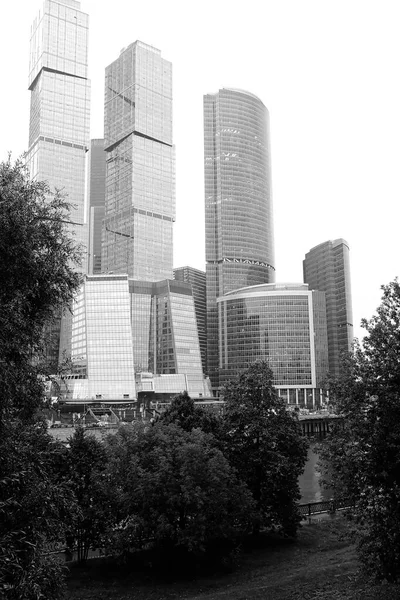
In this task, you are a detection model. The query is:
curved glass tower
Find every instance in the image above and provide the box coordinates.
[204,88,275,391]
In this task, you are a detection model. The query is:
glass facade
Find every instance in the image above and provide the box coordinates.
[218,284,328,404]
[67,275,136,403]
[27,0,90,268]
[129,280,206,396]
[102,41,175,281]
[204,89,275,391]
[303,239,353,377]
[174,266,207,374]
[26,0,90,365]
[87,139,106,274]
[63,276,208,402]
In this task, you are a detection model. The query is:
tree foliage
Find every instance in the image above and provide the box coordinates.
[0,157,83,598]
[103,422,255,564]
[159,391,222,437]
[0,423,73,599]
[62,427,109,564]
[319,279,400,581]
[221,361,308,537]
[0,157,82,422]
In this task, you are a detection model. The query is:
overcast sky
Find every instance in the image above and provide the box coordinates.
[2,0,400,340]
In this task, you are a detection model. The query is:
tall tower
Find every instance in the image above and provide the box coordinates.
[303,239,354,377]
[27,0,90,270]
[102,41,175,281]
[26,0,90,365]
[87,139,106,275]
[204,88,275,391]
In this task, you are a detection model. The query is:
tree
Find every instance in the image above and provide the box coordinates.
[221,361,308,537]
[0,423,74,599]
[0,157,82,422]
[159,391,222,437]
[0,157,83,597]
[62,427,109,564]
[103,422,255,567]
[319,279,400,581]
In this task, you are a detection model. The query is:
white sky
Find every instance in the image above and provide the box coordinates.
[2,0,400,341]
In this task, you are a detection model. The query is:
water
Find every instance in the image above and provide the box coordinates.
[298,445,332,503]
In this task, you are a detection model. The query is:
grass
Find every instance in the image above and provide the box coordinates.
[66,514,400,600]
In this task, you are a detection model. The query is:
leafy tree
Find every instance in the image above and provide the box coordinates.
[0,157,83,597]
[0,423,74,599]
[319,279,400,581]
[103,422,255,566]
[62,427,109,564]
[159,391,222,437]
[221,361,308,537]
[0,157,82,423]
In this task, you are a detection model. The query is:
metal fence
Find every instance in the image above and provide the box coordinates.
[298,498,354,519]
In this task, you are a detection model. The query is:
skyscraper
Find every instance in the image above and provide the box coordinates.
[87,139,106,275]
[303,239,353,377]
[27,0,90,268]
[61,39,208,404]
[204,88,275,391]
[102,41,175,281]
[26,0,90,364]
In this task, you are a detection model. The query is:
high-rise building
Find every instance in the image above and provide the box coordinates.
[59,40,209,405]
[26,0,90,364]
[87,139,106,275]
[27,0,90,267]
[303,239,353,377]
[102,41,175,281]
[204,88,275,391]
[174,266,207,374]
[218,283,329,408]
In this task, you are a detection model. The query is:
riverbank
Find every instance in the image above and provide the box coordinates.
[66,514,399,599]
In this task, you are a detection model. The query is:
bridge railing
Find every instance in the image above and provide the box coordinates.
[298,498,354,519]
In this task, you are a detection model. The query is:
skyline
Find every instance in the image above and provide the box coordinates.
[2,0,400,341]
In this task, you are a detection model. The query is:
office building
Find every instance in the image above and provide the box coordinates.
[27,0,90,266]
[62,275,209,403]
[66,274,137,402]
[303,239,353,377]
[174,266,207,374]
[61,41,210,403]
[26,0,90,364]
[87,139,106,275]
[204,88,275,390]
[102,41,175,281]
[218,283,329,407]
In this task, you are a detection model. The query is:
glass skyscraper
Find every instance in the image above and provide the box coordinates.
[303,239,354,377]
[218,283,328,408]
[26,0,90,365]
[204,88,275,391]
[27,0,90,267]
[59,40,208,405]
[102,41,175,281]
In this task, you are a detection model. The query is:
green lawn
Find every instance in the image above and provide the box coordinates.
[66,514,399,600]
